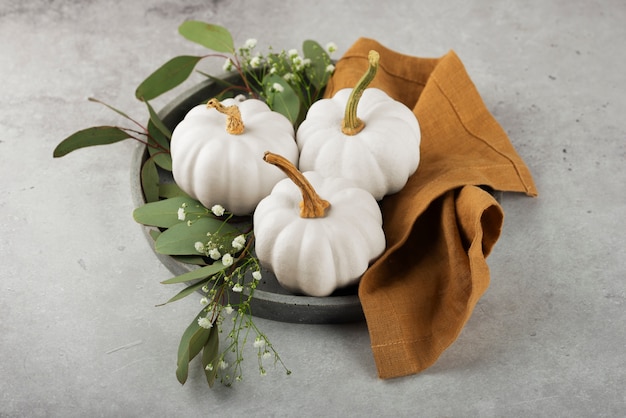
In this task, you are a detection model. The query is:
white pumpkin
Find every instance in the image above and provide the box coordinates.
[296,50,421,201]
[254,152,386,297]
[170,98,298,215]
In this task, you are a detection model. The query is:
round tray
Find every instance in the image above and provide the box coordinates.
[130,74,364,324]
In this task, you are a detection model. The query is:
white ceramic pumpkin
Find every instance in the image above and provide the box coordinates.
[296,50,421,201]
[254,152,386,297]
[170,98,298,215]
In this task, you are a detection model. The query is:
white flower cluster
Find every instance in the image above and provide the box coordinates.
[176,199,279,382]
[226,38,338,97]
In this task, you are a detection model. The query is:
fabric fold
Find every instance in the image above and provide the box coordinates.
[323,38,537,379]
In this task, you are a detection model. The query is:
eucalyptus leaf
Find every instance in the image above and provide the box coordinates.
[161,262,226,285]
[263,74,301,124]
[53,126,132,157]
[303,40,333,90]
[141,158,159,203]
[88,97,135,122]
[178,21,234,53]
[145,101,172,139]
[189,324,212,366]
[133,196,206,228]
[135,55,203,101]
[147,118,172,171]
[147,146,172,172]
[171,254,209,265]
[161,278,211,304]
[155,217,238,255]
[202,326,220,387]
[159,183,191,199]
[176,309,212,385]
[176,346,190,384]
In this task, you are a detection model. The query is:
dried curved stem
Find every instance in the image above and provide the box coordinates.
[206,98,245,135]
[263,152,330,218]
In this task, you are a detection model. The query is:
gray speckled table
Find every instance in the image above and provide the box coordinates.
[1,1,624,416]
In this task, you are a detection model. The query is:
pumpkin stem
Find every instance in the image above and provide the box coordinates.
[263,151,330,218]
[206,98,245,135]
[341,50,380,136]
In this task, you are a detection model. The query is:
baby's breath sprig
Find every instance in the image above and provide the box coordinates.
[215,36,337,126]
[178,204,290,386]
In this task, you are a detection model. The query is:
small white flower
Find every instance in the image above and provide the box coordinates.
[244,38,257,49]
[205,363,214,371]
[292,55,303,68]
[326,42,337,53]
[262,351,272,360]
[211,204,225,217]
[283,72,294,82]
[288,48,299,58]
[269,67,277,74]
[219,360,228,370]
[222,253,234,267]
[325,64,335,74]
[198,316,213,329]
[272,82,284,93]
[253,337,266,349]
[252,270,262,281]
[232,283,244,293]
[209,248,221,260]
[249,55,262,68]
[232,235,246,251]
[200,297,209,305]
[177,207,186,221]
[303,58,311,67]
[223,58,234,72]
[224,305,234,315]
[194,241,205,253]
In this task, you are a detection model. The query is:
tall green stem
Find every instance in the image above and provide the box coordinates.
[341,50,380,135]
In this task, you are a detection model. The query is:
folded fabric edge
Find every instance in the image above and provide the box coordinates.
[363,186,503,379]
[428,51,538,197]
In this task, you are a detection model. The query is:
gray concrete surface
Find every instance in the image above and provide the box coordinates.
[1,0,624,417]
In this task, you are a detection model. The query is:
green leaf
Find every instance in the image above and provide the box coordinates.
[159,183,191,199]
[53,126,131,157]
[161,278,211,305]
[161,262,226,285]
[88,97,135,121]
[155,217,238,255]
[202,325,220,387]
[176,309,212,385]
[147,118,172,171]
[263,74,301,124]
[178,21,234,53]
[141,157,160,203]
[145,100,172,139]
[133,196,206,228]
[135,55,203,101]
[172,254,208,265]
[147,143,172,172]
[303,40,333,90]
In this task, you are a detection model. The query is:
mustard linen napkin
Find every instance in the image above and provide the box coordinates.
[324,38,537,379]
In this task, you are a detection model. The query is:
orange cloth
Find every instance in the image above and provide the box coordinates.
[324,38,537,379]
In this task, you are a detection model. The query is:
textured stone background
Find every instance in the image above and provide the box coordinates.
[1,0,624,416]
